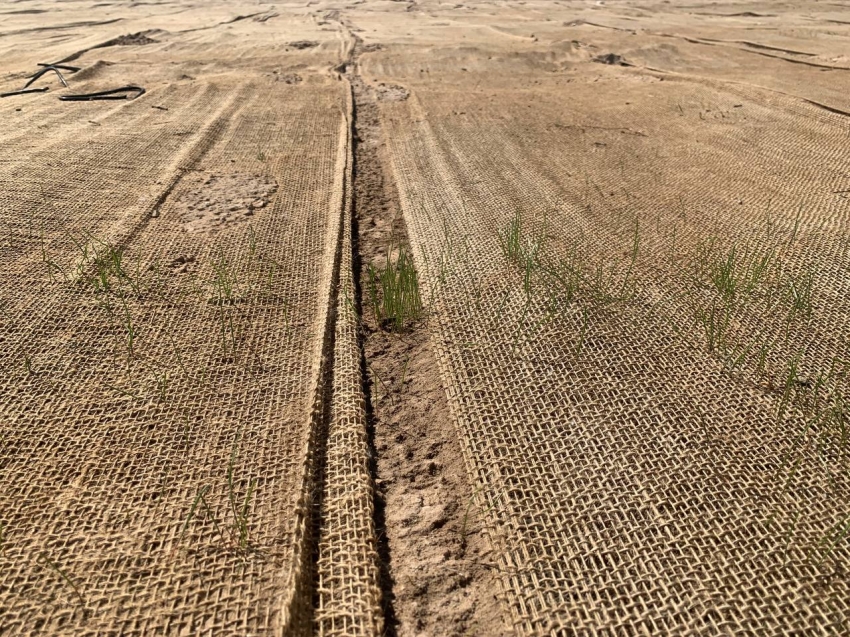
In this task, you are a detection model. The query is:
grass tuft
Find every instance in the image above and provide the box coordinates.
[367,244,423,332]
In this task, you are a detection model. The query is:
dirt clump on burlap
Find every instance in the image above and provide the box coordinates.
[374,82,410,102]
[175,172,278,233]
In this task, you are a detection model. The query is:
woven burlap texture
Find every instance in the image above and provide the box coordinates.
[369,16,850,632]
[0,4,381,634]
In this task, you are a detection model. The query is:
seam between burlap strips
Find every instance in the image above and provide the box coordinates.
[66,83,250,284]
[314,78,384,637]
[277,75,381,636]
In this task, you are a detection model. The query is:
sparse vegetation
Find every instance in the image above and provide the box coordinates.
[227,427,257,550]
[177,427,257,552]
[497,211,523,264]
[367,243,423,331]
[37,553,85,607]
[5,4,850,631]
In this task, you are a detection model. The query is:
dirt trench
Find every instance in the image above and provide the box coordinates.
[345,45,513,637]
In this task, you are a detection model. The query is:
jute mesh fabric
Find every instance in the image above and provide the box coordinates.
[4,0,850,633]
[365,3,850,632]
[0,3,380,634]
[0,77,343,633]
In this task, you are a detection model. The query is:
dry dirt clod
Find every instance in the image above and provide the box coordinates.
[593,52,629,65]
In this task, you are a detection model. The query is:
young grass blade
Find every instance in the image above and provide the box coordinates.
[813,511,850,568]
[179,485,211,547]
[37,553,85,606]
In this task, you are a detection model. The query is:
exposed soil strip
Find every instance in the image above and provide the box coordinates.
[346,41,513,637]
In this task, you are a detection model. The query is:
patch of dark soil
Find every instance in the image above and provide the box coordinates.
[348,42,512,637]
[375,82,410,102]
[593,52,629,65]
[99,30,160,47]
[166,254,197,274]
[289,40,319,50]
[274,72,302,84]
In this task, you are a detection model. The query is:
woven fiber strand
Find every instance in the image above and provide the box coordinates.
[362,2,850,633]
[0,3,366,633]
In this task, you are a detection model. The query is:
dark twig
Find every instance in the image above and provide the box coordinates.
[59,85,146,101]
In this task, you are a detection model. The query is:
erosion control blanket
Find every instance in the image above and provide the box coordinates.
[0,2,370,634]
[360,1,850,634]
[3,0,850,635]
